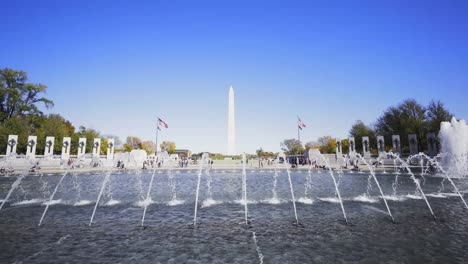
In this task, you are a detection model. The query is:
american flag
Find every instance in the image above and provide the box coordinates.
[158,118,168,128]
[297,116,306,130]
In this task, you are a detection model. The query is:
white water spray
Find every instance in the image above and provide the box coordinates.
[280,154,299,224]
[355,153,394,222]
[0,175,25,212]
[193,153,209,226]
[242,153,248,224]
[89,170,112,226]
[309,149,348,223]
[38,171,68,226]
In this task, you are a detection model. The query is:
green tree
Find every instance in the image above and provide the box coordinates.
[160,141,176,154]
[256,147,264,157]
[0,68,54,123]
[100,138,109,155]
[0,116,35,154]
[76,126,101,153]
[141,141,156,154]
[125,136,142,150]
[317,136,336,154]
[280,139,304,155]
[0,114,76,155]
[375,99,426,153]
[102,134,122,148]
[425,100,453,134]
[123,144,132,152]
[304,141,320,152]
[349,120,376,154]
[341,139,349,154]
[35,114,75,154]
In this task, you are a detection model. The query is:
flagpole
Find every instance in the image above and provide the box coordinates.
[297,115,301,143]
[298,124,300,143]
[155,116,159,156]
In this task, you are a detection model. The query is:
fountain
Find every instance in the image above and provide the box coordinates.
[279,153,299,225]
[141,152,168,226]
[353,153,394,222]
[386,153,436,219]
[309,149,348,223]
[89,169,112,226]
[0,175,25,212]
[439,117,468,178]
[409,153,468,211]
[241,153,248,224]
[2,121,468,263]
[193,153,209,226]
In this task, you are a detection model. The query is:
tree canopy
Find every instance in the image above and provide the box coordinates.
[0,68,54,123]
[374,99,453,153]
[160,141,176,154]
[349,120,376,154]
[281,139,304,155]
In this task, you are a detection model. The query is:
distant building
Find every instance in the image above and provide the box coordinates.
[174,149,192,158]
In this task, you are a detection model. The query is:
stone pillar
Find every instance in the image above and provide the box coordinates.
[77,138,86,157]
[62,137,71,160]
[335,138,342,162]
[408,134,418,155]
[426,133,438,157]
[335,138,343,156]
[106,138,115,160]
[392,135,401,154]
[6,135,18,156]
[377,136,385,155]
[26,136,37,158]
[44,136,55,157]
[92,138,101,157]
[362,136,371,158]
[348,137,356,156]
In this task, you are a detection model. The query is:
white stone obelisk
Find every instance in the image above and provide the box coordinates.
[228,86,236,155]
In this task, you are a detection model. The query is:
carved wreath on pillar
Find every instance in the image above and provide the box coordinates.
[27,139,36,153]
[63,141,69,153]
[45,140,53,153]
[93,142,100,154]
[107,142,114,150]
[78,141,85,153]
[378,139,384,152]
[336,141,341,152]
[349,141,354,152]
[363,140,369,152]
[7,139,16,153]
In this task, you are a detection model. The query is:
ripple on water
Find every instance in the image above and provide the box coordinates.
[12,199,43,206]
[233,199,258,206]
[202,199,222,208]
[297,197,314,205]
[167,199,184,206]
[136,199,154,208]
[352,194,379,203]
[262,198,283,205]
[42,199,63,206]
[426,193,448,198]
[73,200,93,206]
[105,199,121,206]
[440,192,461,197]
[406,194,424,200]
[318,197,341,203]
[382,195,407,202]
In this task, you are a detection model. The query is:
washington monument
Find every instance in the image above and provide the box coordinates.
[228,86,236,155]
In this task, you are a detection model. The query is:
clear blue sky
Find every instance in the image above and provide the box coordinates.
[2,0,468,154]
